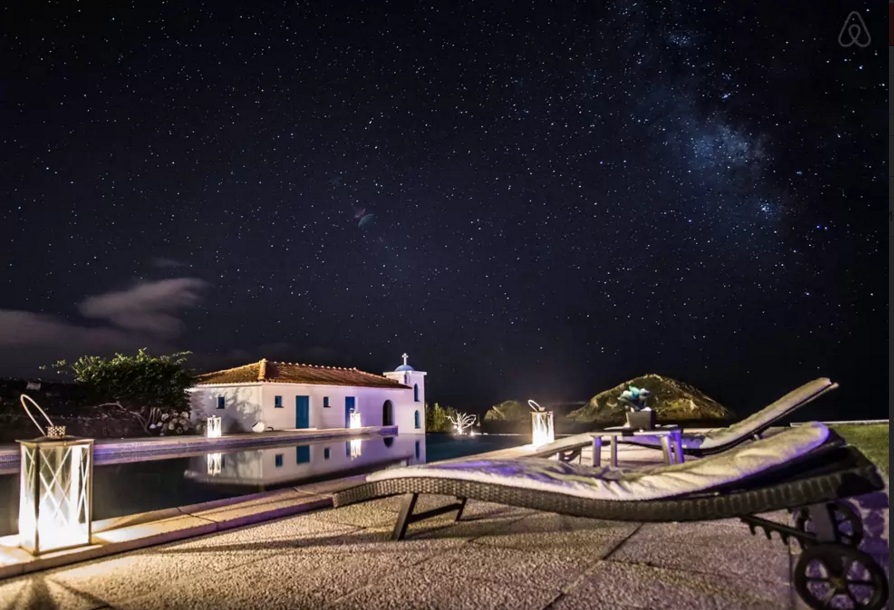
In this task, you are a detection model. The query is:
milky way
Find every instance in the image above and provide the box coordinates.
[0,2,886,417]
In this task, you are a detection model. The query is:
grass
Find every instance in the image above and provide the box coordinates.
[832,423,889,476]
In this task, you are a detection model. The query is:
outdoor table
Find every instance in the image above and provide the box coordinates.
[590,425,684,468]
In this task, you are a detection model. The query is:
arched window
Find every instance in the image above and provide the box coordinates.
[413,383,419,402]
[414,410,421,429]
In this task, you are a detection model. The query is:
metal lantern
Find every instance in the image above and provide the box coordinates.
[17,395,94,555]
[349,411,362,429]
[528,400,554,448]
[205,415,222,438]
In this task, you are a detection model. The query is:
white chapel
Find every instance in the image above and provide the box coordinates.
[189,354,427,435]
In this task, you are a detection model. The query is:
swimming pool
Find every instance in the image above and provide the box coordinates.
[0,433,525,537]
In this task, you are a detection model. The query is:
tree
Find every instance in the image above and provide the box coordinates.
[48,348,197,435]
[424,402,457,433]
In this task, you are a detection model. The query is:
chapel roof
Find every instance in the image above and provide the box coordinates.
[195,359,410,389]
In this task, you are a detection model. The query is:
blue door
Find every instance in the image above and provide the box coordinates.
[295,396,309,429]
[345,396,355,428]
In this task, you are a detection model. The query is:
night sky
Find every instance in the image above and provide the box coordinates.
[1,2,887,419]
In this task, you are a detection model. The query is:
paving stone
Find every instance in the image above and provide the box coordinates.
[609,519,792,585]
[92,515,217,546]
[0,572,110,610]
[416,543,600,593]
[471,512,637,559]
[306,502,401,529]
[47,517,358,607]
[172,512,359,547]
[558,560,790,610]
[112,545,445,610]
[271,521,471,560]
[190,493,330,529]
[331,563,561,610]
[293,475,368,497]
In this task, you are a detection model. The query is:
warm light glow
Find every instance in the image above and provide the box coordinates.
[18,438,93,555]
[350,439,362,458]
[206,416,222,438]
[349,412,362,429]
[206,452,223,475]
[447,412,476,435]
[531,411,554,448]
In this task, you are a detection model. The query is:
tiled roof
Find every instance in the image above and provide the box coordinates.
[195,359,410,389]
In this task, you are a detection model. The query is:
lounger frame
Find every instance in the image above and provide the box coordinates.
[623,381,840,457]
[333,443,882,539]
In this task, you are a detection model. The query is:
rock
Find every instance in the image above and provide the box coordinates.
[568,373,736,425]
[483,400,530,422]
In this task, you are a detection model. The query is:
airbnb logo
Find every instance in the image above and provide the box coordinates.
[838,11,871,48]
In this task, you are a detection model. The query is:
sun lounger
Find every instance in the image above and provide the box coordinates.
[333,422,888,610]
[618,377,838,456]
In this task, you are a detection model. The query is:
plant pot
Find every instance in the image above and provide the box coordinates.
[625,410,656,430]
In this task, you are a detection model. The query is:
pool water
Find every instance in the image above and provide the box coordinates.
[424,433,524,462]
[0,433,525,537]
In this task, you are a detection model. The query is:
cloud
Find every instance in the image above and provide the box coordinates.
[0,310,135,350]
[0,278,209,377]
[79,278,208,336]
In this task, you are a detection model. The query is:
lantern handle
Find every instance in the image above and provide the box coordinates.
[19,394,55,437]
[527,400,545,412]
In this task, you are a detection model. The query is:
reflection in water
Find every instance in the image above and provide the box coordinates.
[185,435,423,487]
[350,439,363,459]
[0,434,527,537]
[206,452,223,476]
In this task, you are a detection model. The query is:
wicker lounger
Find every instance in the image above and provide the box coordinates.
[618,377,839,456]
[333,422,888,610]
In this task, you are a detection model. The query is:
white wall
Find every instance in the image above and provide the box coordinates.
[382,370,427,434]
[191,382,426,433]
[189,384,263,433]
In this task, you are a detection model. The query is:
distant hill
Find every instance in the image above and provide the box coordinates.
[568,374,736,425]
[483,400,529,422]
[483,399,588,422]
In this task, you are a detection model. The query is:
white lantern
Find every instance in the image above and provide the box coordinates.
[17,395,93,555]
[349,411,362,429]
[205,415,222,438]
[531,411,555,448]
[206,452,223,476]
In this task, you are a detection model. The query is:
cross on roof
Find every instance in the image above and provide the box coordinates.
[402,353,409,366]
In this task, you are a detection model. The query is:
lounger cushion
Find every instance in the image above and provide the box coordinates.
[367,422,830,502]
[625,378,834,450]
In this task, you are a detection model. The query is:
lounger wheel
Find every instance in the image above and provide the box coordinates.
[794,501,864,547]
[793,543,888,610]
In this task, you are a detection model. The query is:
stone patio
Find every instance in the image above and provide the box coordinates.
[0,442,888,610]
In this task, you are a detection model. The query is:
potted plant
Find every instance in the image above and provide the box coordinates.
[618,386,655,430]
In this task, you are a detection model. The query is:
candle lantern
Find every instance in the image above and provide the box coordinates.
[17,395,94,555]
[528,400,555,448]
[349,411,362,429]
[205,415,222,438]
